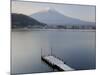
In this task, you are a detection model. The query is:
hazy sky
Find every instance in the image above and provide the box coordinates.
[12,1,96,22]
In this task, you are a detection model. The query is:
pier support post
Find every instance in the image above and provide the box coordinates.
[51,48,52,56]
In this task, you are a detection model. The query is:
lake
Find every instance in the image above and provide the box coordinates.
[11,29,96,74]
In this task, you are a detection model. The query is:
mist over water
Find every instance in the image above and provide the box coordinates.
[11,30,96,74]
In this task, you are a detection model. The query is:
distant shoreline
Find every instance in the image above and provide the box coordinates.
[11,28,96,32]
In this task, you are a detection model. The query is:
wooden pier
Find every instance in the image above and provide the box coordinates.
[41,48,74,71]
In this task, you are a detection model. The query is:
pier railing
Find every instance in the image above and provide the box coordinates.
[41,48,53,57]
[41,48,74,71]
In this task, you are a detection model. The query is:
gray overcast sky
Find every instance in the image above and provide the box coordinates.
[12,0,96,22]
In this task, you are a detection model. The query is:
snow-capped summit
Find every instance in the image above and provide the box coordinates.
[31,8,95,26]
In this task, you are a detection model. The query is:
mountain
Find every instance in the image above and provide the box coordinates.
[11,13,46,28]
[31,9,95,26]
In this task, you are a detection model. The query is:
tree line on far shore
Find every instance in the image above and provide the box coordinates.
[11,13,96,30]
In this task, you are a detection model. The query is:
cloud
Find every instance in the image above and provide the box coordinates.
[12,1,49,15]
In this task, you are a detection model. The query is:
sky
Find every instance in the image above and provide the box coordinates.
[12,0,96,22]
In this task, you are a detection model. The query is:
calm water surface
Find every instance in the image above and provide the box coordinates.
[11,29,96,74]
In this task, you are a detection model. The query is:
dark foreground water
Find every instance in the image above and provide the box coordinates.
[11,29,96,74]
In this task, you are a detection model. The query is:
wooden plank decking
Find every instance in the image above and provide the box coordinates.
[41,55,74,71]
